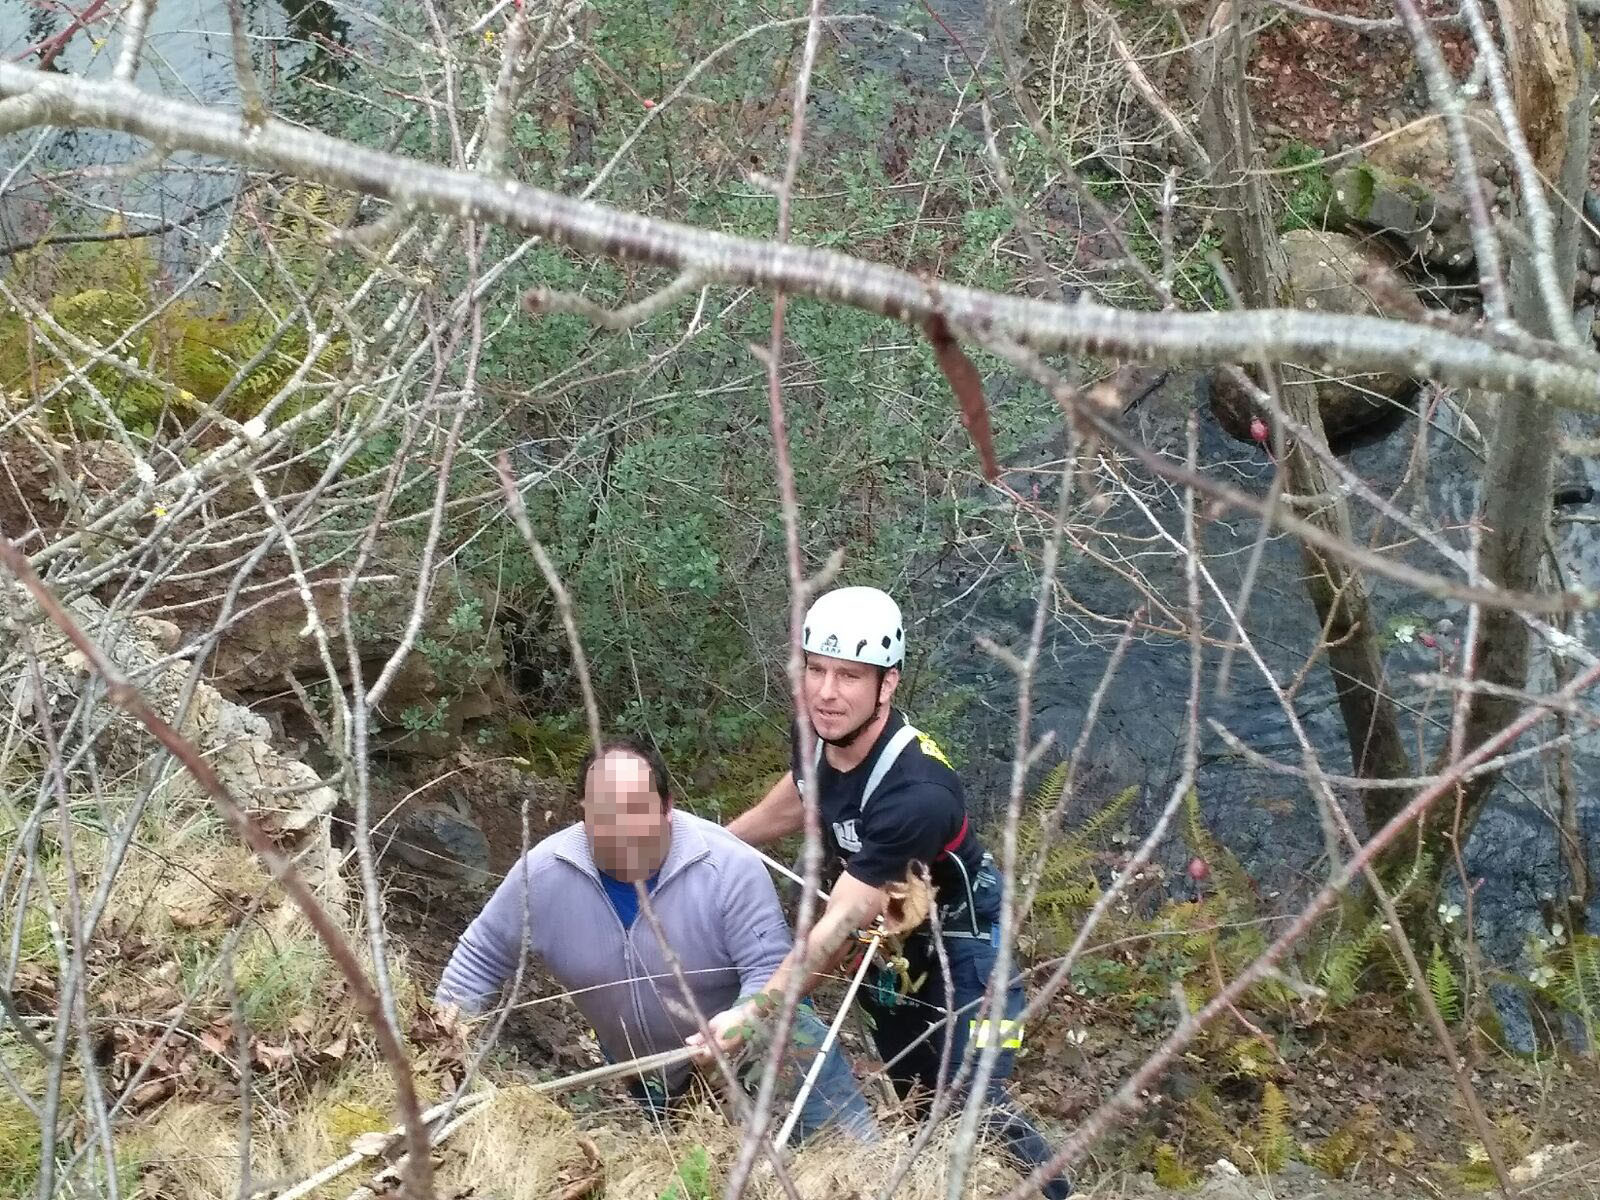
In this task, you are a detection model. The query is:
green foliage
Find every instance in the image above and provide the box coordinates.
[1248,1082,1292,1171]
[398,703,448,736]
[1314,853,1432,1007]
[351,1,1065,772]
[1,201,348,437]
[1182,788,1255,916]
[659,1144,714,1200]
[1015,775,1138,955]
[1185,1081,1294,1176]
[1273,140,1332,231]
[1453,1116,1533,1192]
[1152,1141,1198,1188]
[232,927,332,1032]
[507,715,592,782]
[1526,930,1600,1047]
[1301,1106,1380,1179]
[0,1095,42,1195]
[1428,942,1462,1022]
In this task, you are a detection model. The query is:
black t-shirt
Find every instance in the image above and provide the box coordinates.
[790,709,987,913]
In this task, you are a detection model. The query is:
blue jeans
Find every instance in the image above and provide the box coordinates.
[861,862,1072,1199]
[628,1001,878,1144]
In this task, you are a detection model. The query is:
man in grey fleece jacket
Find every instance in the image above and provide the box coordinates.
[434,738,875,1142]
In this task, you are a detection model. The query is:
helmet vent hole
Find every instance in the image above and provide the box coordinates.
[855,639,869,656]
[881,635,892,649]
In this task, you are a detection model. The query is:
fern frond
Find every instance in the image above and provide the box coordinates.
[1316,851,1433,1007]
[1545,933,1600,1046]
[1152,1143,1197,1188]
[1031,760,1071,818]
[1428,943,1461,1022]
[1075,783,1138,845]
[1256,1082,1291,1171]
[1182,788,1255,914]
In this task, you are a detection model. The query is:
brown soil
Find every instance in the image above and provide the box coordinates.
[1238,0,1473,153]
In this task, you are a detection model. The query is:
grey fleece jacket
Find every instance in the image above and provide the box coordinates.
[433,810,791,1087]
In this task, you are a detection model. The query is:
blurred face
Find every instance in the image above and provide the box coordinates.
[583,751,671,880]
[803,653,898,743]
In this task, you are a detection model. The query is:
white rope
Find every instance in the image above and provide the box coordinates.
[273,1093,492,1200]
[752,846,831,900]
[773,932,881,1149]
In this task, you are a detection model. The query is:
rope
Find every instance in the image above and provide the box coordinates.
[752,846,831,901]
[772,931,881,1149]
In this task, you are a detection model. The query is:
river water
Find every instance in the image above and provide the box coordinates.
[930,370,1600,1047]
[0,0,350,251]
[831,2,1600,1008]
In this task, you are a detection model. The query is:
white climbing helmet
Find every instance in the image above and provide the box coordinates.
[802,586,905,669]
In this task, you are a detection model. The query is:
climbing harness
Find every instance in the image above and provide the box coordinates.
[854,925,928,1009]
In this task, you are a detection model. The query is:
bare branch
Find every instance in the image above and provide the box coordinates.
[114,0,156,82]
[1,65,1597,409]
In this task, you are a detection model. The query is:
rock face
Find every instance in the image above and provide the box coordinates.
[0,400,510,745]
[1318,106,1510,280]
[366,755,549,890]
[1364,104,1508,198]
[1,584,344,905]
[1209,230,1420,447]
[1329,160,1478,276]
[190,546,511,749]
[384,797,492,888]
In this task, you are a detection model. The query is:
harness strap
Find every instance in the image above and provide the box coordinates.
[807,721,920,812]
[812,725,971,861]
[860,724,919,810]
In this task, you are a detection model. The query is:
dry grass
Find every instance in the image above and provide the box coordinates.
[125,1063,1033,1200]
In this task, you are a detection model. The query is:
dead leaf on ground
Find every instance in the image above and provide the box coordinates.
[351,1130,396,1157]
[199,1018,236,1059]
[127,1076,177,1112]
[168,904,221,930]
[251,1039,295,1071]
[12,963,57,1012]
[555,1135,605,1200]
[318,1031,350,1063]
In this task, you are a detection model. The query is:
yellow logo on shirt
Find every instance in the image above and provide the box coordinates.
[917,732,952,769]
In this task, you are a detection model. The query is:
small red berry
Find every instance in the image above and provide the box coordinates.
[1249,416,1269,443]
[1187,857,1211,883]
[642,98,656,109]
[1418,632,1438,649]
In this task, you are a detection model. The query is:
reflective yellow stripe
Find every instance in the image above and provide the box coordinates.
[969,1019,1024,1050]
[916,732,953,768]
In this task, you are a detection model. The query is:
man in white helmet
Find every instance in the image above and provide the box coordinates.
[704,586,1072,1199]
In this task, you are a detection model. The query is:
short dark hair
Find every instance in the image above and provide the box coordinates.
[576,736,672,808]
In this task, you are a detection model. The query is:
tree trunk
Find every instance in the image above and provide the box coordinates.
[1196,0,1414,832]
[1418,0,1593,859]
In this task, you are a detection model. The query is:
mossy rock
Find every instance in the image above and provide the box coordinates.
[1208,231,1421,449]
[1329,163,1435,233]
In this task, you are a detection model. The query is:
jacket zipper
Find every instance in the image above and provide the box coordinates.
[579,864,690,1066]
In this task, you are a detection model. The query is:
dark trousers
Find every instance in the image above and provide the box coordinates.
[861,871,1073,1199]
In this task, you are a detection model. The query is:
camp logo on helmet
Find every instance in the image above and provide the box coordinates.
[820,633,840,653]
